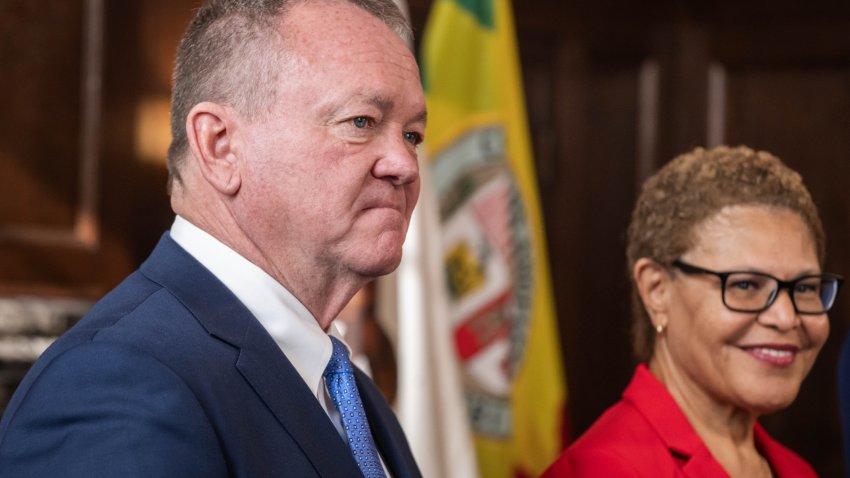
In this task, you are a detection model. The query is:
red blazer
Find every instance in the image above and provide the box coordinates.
[542,365,816,477]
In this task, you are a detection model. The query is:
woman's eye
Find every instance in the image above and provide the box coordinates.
[730,280,757,291]
[795,282,819,294]
[352,117,370,128]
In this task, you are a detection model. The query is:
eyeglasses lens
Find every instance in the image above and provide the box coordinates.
[723,273,839,314]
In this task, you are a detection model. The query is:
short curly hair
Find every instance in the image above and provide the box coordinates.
[626,145,826,361]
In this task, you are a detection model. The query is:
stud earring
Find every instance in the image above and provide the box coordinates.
[655,323,666,335]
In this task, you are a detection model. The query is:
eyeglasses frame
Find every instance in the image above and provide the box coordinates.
[671,259,844,315]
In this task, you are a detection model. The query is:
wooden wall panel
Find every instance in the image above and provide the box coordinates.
[561,63,642,435]
[0,0,85,230]
[0,0,102,293]
[521,28,648,435]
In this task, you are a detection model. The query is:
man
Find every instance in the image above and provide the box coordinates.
[0,0,426,476]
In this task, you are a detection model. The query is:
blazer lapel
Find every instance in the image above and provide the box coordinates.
[623,365,728,477]
[140,234,361,477]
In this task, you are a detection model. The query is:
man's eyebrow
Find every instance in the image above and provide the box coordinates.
[320,95,391,122]
[364,96,426,125]
[411,108,427,125]
[366,95,394,112]
[322,95,426,125]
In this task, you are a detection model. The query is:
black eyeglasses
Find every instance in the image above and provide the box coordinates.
[672,260,843,315]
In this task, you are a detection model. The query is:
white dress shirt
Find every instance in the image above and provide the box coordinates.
[169,216,347,438]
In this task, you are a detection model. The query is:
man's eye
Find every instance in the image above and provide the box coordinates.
[352,117,370,128]
[404,131,423,145]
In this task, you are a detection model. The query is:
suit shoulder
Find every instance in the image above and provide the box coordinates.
[67,271,224,367]
[0,341,227,477]
[70,269,172,332]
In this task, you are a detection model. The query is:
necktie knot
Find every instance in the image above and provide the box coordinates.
[324,336,386,478]
[325,336,354,377]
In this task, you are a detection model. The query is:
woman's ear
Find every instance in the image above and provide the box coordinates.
[185,101,242,195]
[633,258,672,324]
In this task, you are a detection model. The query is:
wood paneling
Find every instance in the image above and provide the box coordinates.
[0,0,101,292]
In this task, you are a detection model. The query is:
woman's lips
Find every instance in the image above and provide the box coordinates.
[740,344,799,367]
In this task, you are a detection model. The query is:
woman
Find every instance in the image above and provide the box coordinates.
[543,146,842,477]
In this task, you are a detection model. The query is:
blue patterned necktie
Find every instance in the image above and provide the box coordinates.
[324,337,387,478]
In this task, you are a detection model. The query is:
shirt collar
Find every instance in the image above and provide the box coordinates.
[170,215,342,401]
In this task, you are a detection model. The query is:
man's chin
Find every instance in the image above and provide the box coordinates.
[361,252,403,278]
[351,244,404,278]
[341,230,407,277]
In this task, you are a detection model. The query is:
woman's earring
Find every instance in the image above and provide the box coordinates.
[655,323,666,335]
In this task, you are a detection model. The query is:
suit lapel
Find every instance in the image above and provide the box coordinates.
[236,321,361,477]
[140,234,362,477]
[355,368,422,478]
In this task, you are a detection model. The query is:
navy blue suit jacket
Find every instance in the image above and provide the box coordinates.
[0,234,421,477]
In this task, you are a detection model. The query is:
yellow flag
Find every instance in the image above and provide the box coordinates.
[421,0,568,476]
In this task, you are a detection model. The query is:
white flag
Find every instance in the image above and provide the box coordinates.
[376,2,480,476]
[379,162,480,478]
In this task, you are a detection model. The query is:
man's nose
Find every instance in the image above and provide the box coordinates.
[371,134,419,186]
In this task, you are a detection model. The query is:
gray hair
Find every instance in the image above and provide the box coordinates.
[166,0,412,190]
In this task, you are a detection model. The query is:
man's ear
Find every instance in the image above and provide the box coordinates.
[185,102,242,195]
[633,258,672,324]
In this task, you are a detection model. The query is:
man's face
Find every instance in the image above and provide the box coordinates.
[233,0,426,288]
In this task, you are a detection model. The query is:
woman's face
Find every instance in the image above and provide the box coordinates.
[659,205,829,415]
